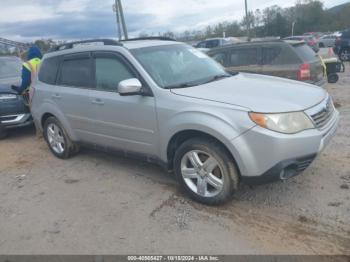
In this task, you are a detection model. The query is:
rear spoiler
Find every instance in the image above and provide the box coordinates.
[283,40,306,46]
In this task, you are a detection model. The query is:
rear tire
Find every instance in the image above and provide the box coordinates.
[174,137,239,205]
[43,117,79,159]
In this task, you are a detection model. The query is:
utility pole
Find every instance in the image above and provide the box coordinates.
[113,0,128,40]
[113,1,122,40]
[292,21,296,36]
[118,0,128,40]
[245,0,251,41]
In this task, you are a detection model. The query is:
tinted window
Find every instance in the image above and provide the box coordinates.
[229,48,258,67]
[39,57,60,85]
[0,58,21,78]
[95,57,135,91]
[206,40,220,48]
[342,31,350,38]
[196,42,206,48]
[58,57,92,87]
[211,52,226,65]
[293,44,317,62]
[262,47,282,65]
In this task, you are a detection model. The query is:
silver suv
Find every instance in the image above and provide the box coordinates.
[31,38,339,205]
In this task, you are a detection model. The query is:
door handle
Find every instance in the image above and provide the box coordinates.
[52,93,61,99]
[91,98,104,105]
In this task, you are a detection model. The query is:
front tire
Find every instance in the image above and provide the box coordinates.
[43,117,79,159]
[174,137,239,205]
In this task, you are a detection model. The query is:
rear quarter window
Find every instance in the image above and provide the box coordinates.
[211,52,227,66]
[263,45,300,65]
[293,44,317,62]
[38,56,60,85]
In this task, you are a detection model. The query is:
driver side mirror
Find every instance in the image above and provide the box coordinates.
[118,78,142,96]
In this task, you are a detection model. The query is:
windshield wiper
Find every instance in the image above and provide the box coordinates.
[202,74,231,84]
[164,82,200,89]
[164,73,234,89]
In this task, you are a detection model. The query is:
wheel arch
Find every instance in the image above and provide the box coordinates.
[166,129,242,177]
[38,106,78,141]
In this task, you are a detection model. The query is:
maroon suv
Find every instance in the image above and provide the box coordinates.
[208,40,326,86]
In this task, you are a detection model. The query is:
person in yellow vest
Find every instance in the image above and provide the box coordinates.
[12,45,42,100]
[11,45,42,137]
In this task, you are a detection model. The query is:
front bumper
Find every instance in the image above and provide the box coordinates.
[229,108,339,185]
[0,113,33,129]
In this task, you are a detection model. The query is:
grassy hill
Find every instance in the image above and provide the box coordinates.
[327,2,350,14]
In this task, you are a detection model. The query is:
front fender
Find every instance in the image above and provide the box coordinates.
[158,109,254,163]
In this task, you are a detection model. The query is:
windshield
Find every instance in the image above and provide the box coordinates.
[131,44,229,89]
[0,58,21,79]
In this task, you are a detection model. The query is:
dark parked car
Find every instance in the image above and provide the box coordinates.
[195,38,232,49]
[284,35,319,52]
[208,40,326,86]
[0,56,32,139]
[335,29,350,61]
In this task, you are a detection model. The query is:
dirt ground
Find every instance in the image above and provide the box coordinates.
[0,64,349,255]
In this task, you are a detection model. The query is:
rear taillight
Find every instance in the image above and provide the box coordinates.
[309,40,316,45]
[297,63,311,81]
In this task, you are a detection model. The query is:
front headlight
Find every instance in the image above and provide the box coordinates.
[0,94,17,101]
[249,112,314,134]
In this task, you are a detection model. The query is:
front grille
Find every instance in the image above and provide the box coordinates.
[0,115,17,122]
[311,98,334,129]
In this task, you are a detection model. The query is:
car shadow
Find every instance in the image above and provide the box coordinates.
[2,125,36,140]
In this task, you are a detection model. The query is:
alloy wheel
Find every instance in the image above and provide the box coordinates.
[47,123,65,154]
[180,150,224,197]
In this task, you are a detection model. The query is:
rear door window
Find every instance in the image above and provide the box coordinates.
[38,56,60,85]
[262,47,282,65]
[206,40,220,48]
[58,55,92,88]
[229,48,258,67]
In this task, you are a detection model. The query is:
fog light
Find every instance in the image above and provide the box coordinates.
[280,165,298,180]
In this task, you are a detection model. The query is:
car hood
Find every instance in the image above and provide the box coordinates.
[0,76,20,94]
[170,73,327,113]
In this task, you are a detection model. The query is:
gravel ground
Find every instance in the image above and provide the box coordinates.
[0,64,349,255]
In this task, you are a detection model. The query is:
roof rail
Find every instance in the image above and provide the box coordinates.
[49,39,122,52]
[121,36,176,42]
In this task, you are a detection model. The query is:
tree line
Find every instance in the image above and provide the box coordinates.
[160,0,350,41]
[1,0,349,56]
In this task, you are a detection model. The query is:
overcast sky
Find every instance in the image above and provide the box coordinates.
[0,0,348,41]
